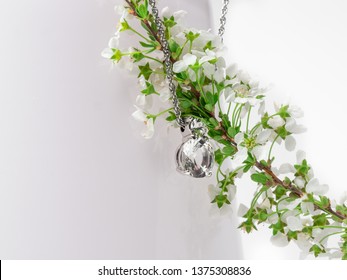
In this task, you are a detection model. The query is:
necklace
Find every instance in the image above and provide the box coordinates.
[148,0,230,178]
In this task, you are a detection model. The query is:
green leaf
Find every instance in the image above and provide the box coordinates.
[251,173,269,184]
[227,127,239,138]
[222,145,236,156]
[110,49,123,62]
[204,103,213,112]
[274,186,287,200]
[270,220,285,235]
[165,111,176,122]
[278,105,290,118]
[259,211,268,222]
[294,159,310,177]
[312,214,328,227]
[287,230,298,240]
[136,4,149,19]
[203,40,213,51]
[138,62,153,80]
[211,194,230,208]
[276,126,288,139]
[214,149,224,165]
[310,244,325,257]
[185,31,200,42]
[181,100,192,109]
[141,82,157,95]
[120,20,130,31]
[132,52,145,62]
[209,118,219,128]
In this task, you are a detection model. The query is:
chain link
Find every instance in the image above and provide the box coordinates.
[148,0,230,129]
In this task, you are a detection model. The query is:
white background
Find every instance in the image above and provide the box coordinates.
[0,0,347,260]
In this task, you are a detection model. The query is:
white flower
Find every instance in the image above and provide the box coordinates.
[132,106,154,139]
[141,118,154,139]
[296,150,306,163]
[226,64,238,78]
[288,105,304,118]
[252,146,265,159]
[114,5,133,22]
[270,233,289,247]
[108,34,120,49]
[301,201,315,214]
[278,163,295,174]
[306,178,329,195]
[101,48,114,59]
[223,87,235,103]
[286,216,303,231]
[268,115,285,129]
[285,118,307,134]
[208,184,219,200]
[228,184,237,202]
[232,147,248,169]
[294,177,305,188]
[199,49,217,64]
[202,62,215,78]
[258,198,271,209]
[162,7,187,22]
[173,53,197,72]
[132,105,147,122]
[258,101,265,116]
[256,129,272,144]
[233,84,256,105]
[237,203,249,217]
[285,135,296,151]
[295,233,312,251]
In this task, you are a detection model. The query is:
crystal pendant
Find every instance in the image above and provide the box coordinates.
[176,118,214,178]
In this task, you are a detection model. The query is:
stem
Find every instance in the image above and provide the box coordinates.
[154,107,174,118]
[268,135,279,161]
[129,26,152,43]
[246,106,252,133]
[319,231,345,244]
[142,54,163,64]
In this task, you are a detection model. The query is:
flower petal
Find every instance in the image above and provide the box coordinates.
[172,60,187,73]
[306,178,329,195]
[286,216,303,231]
[270,233,289,247]
[182,53,197,66]
[285,135,296,151]
[256,129,272,144]
[268,115,285,129]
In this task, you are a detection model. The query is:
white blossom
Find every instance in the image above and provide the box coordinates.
[268,115,285,129]
[278,163,295,174]
[286,215,304,231]
[237,203,249,217]
[141,118,154,139]
[173,53,197,72]
[285,118,307,134]
[256,129,272,144]
[270,233,289,247]
[306,178,329,196]
[285,135,296,151]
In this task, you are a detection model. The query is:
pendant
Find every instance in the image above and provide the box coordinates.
[176,118,214,178]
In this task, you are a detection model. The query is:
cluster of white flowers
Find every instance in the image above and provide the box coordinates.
[103,1,347,259]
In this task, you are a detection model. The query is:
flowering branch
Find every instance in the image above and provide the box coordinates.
[103,0,347,259]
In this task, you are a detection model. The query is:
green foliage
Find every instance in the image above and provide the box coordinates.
[251,173,269,185]
[104,2,347,259]
[138,62,152,80]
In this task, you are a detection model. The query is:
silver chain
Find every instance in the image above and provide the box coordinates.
[218,0,230,41]
[148,0,230,129]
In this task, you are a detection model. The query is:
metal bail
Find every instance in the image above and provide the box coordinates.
[175,118,214,178]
